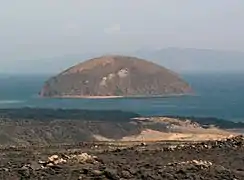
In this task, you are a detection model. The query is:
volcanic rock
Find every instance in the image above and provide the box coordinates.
[40,55,192,98]
[0,135,244,179]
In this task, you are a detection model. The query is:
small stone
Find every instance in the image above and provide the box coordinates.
[168,145,177,151]
[78,175,83,180]
[141,142,147,146]
[128,168,137,175]
[21,165,30,170]
[121,170,132,178]
[38,160,46,164]
[2,168,9,172]
[46,162,55,167]
[92,170,103,176]
[29,161,42,170]
[104,168,120,180]
[192,160,199,164]
[53,158,67,165]
[18,166,31,178]
[48,155,59,162]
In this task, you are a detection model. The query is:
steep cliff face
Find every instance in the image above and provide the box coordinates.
[40,55,192,98]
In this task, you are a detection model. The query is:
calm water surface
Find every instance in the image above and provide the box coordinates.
[0,73,243,121]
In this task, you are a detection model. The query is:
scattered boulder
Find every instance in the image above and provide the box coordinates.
[167,160,213,169]
[39,155,67,168]
[38,152,97,169]
[48,155,59,162]
[69,153,98,164]
[162,135,244,152]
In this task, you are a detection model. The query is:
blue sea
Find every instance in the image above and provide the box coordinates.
[0,73,243,122]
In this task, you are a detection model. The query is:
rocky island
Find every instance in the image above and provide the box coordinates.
[40,55,192,98]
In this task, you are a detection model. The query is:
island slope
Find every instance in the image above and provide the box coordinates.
[40,55,192,98]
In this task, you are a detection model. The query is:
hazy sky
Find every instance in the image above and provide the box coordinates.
[1,0,244,73]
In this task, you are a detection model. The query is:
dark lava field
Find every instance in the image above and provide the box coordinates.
[0,136,243,180]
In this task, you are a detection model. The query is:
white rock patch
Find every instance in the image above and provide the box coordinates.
[108,73,115,80]
[100,77,107,86]
[117,69,129,78]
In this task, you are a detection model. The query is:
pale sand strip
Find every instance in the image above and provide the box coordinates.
[46,95,123,99]
[94,129,236,142]
[41,93,192,99]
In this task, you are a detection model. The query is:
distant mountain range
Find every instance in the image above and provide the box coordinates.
[6,48,244,74]
[131,48,244,73]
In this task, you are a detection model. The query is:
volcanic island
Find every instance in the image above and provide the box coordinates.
[40,55,192,98]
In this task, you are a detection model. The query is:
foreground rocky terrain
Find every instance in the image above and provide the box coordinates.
[0,108,243,179]
[0,135,243,179]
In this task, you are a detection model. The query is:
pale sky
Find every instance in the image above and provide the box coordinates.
[1,0,244,73]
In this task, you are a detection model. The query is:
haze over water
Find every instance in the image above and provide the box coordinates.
[0,73,243,122]
[0,1,244,123]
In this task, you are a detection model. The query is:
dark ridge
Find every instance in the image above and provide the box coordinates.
[165,116,244,129]
[0,108,140,121]
[0,109,243,129]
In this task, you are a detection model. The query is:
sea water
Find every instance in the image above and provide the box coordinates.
[0,73,243,122]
